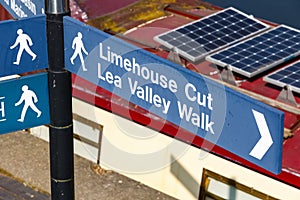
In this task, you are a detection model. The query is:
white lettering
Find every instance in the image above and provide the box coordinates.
[0,101,5,118]
[111,51,123,67]
[20,0,36,15]
[99,43,108,61]
[0,97,6,122]
[97,63,122,88]
[99,43,178,93]
[128,78,171,114]
[128,77,138,94]
[177,101,193,120]
[9,0,37,17]
[10,0,28,18]
[177,101,214,134]
[184,83,213,110]
[123,58,131,71]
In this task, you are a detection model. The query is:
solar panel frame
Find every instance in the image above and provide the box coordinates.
[206,25,300,78]
[264,60,300,94]
[154,7,270,62]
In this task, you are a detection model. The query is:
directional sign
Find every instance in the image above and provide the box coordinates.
[0,72,50,134]
[63,16,284,174]
[0,0,44,18]
[0,15,47,77]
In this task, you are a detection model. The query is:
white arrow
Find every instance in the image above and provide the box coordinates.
[249,109,273,160]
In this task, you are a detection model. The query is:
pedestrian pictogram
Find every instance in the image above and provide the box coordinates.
[10,29,37,65]
[70,32,88,71]
[0,15,48,77]
[15,85,42,122]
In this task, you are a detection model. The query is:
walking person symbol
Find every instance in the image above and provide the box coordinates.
[70,32,89,71]
[10,29,37,65]
[15,85,41,122]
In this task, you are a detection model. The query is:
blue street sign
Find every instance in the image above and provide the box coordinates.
[63,16,284,174]
[0,72,50,134]
[0,0,44,18]
[0,15,47,77]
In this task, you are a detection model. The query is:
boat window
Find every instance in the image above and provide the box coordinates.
[199,169,278,200]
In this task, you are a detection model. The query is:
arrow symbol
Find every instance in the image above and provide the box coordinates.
[249,109,273,160]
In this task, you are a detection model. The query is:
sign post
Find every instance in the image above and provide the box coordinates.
[0,0,74,198]
[63,17,284,175]
[46,0,74,199]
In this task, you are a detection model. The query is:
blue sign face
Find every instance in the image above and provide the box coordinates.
[63,17,284,174]
[0,72,50,134]
[0,0,44,18]
[0,15,47,77]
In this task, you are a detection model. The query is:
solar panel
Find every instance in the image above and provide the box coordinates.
[154,7,269,62]
[206,25,300,78]
[264,60,300,94]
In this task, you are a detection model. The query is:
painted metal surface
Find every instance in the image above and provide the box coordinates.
[0,15,47,77]
[0,72,50,134]
[0,0,44,18]
[64,16,284,174]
